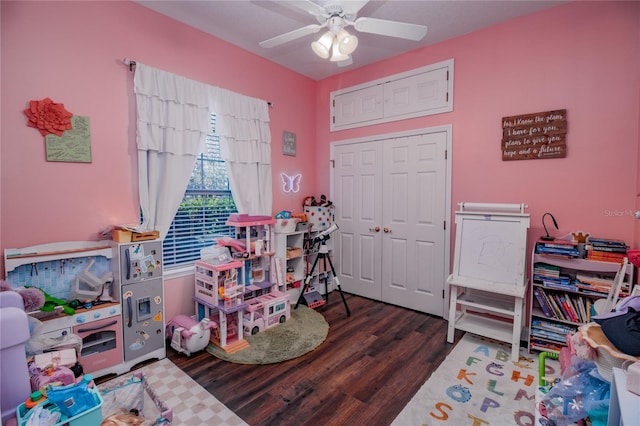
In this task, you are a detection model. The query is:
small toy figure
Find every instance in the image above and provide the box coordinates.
[303,196,316,208]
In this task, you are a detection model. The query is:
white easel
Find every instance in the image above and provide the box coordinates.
[447,202,530,360]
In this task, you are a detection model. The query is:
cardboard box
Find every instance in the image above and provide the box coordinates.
[111,229,132,243]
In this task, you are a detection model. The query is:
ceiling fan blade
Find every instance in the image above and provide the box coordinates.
[259,24,323,48]
[353,17,427,41]
[285,0,328,17]
[342,0,369,16]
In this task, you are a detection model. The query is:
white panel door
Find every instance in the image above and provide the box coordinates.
[380,133,448,315]
[332,128,449,316]
[332,84,384,128]
[383,67,449,117]
[333,142,383,300]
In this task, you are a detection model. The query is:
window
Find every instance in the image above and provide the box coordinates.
[163,115,237,267]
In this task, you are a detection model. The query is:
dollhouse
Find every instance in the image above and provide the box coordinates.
[193,214,284,353]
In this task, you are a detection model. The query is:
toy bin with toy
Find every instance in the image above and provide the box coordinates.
[16,386,103,426]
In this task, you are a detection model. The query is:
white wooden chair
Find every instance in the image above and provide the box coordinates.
[593,257,629,316]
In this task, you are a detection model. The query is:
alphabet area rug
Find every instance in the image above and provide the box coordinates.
[98,358,248,426]
[392,333,559,426]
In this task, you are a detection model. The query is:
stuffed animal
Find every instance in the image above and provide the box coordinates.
[571,331,597,361]
[0,280,45,312]
[303,196,316,208]
[166,315,217,356]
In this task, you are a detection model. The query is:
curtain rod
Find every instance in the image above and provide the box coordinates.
[121,58,273,107]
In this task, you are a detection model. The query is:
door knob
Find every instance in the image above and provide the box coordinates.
[369,226,380,232]
[383,227,391,233]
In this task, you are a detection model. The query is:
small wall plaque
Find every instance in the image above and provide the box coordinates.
[282,131,296,157]
[45,115,92,163]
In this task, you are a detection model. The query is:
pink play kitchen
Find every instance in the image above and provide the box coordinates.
[2,240,165,375]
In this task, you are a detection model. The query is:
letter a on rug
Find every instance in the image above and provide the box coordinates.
[392,333,559,426]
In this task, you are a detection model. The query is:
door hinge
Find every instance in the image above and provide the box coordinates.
[331,159,335,168]
[332,116,335,124]
[446,70,449,81]
[444,220,446,230]
[442,289,445,299]
[446,92,449,102]
[445,149,447,160]
[332,99,335,107]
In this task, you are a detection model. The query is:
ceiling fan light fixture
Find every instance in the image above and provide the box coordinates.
[337,29,358,55]
[330,40,350,62]
[311,31,334,59]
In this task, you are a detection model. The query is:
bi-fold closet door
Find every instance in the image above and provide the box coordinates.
[332,127,450,317]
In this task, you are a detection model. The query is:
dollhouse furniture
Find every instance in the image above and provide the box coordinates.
[447,203,530,361]
[0,291,31,424]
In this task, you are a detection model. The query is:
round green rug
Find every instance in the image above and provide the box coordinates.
[206,304,329,364]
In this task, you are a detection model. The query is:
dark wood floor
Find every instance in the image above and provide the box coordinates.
[167,293,464,426]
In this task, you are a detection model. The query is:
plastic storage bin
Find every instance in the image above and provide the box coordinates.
[16,387,103,426]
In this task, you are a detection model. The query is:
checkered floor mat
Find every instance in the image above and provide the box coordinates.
[107,358,248,426]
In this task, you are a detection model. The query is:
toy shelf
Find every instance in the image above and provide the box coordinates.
[527,242,634,354]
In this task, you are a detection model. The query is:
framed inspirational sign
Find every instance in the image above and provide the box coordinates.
[502,109,567,161]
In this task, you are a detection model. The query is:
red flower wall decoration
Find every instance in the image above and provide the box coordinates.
[24,98,73,137]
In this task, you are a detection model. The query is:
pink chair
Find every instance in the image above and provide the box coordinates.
[0,291,31,424]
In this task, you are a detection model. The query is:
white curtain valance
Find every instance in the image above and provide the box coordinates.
[132,62,273,235]
[134,64,211,156]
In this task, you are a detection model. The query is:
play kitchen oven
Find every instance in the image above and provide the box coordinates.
[41,303,123,374]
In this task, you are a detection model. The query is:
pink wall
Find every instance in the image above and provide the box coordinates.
[0,1,316,319]
[316,1,640,259]
[2,1,639,317]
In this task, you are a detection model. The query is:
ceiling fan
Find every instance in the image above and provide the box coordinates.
[259,0,427,65]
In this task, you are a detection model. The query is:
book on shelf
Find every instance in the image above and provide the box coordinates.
[541,280,577,292]
[545,292,566,320]
[587,244,628,253]
[531,338,564,352]
[531,328,568,343]
[553,293,572,322]
[536,245,581,257]
[533,287,553,318]
[559,294,579,322]
[586,251,627,263]
[576,296,588,323]
[586,237,628,247]
[531,318,575,334]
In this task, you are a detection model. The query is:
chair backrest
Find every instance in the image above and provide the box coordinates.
[594,257,629,316]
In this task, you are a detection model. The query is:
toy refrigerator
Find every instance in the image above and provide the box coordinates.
[111,240,166,363]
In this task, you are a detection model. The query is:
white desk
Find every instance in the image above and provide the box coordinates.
[608,368,640,426]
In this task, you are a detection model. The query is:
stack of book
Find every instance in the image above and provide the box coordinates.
[530,318,576,349]
[576,272,629,297]
[535,240,581,258]
[586,237,627,263]
[533,263,576,291]
[532,286,591,323]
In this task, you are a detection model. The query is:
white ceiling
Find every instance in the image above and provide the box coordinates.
[135,0,567,81]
